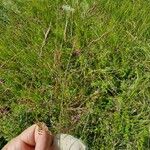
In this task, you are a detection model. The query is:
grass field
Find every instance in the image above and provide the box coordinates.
[0,0,150,149]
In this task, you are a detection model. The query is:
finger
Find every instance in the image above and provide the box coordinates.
[18,124,37,146]
[2,137,35,150]
[2,142,35,150]
[35,125,53,150]
[2,138,17,150]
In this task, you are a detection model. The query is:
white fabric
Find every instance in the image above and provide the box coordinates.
[54,134,87,150]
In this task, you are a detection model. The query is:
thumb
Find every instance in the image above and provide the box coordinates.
[34,123,54,150]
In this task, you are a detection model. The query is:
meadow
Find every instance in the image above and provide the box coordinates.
[0,0,150,149]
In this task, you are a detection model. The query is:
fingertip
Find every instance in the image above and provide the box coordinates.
[19,124,37,146]
[35,126,54,150]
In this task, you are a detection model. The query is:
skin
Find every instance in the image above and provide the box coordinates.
[2,124,55,150]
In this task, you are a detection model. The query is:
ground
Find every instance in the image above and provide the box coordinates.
[0,0,150,149]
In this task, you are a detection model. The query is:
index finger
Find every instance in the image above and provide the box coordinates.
[19,124,37,146]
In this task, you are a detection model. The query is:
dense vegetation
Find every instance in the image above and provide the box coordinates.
[0,0,150,149]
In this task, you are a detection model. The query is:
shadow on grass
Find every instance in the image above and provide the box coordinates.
[143,136,150,149]
[0,136,7,149]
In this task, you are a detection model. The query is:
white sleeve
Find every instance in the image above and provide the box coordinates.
[53,134,87,150]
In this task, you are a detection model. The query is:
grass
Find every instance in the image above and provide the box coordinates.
[0,0,150,149]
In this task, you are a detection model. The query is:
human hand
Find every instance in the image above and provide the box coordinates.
[2,124,54,150]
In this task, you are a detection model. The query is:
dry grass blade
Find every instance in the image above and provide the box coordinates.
[39,22,51,57]
[87,30,112,48]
